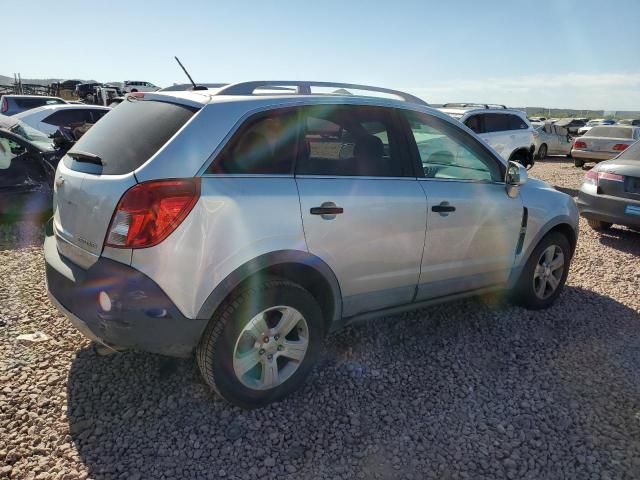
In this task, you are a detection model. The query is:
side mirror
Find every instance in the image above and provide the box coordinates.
[506,161,528,197]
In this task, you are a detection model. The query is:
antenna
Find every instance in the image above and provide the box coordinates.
[174,56,207,91]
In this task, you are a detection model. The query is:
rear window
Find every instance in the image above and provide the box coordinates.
[15,97,65,109]
[66,99,196,175]
[587,126,634,139]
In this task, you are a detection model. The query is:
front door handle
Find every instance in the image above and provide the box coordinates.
[432,202,456,216]
[311,201,343,219]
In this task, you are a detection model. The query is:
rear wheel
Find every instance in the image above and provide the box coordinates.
[512,151,533,169]
[587,219,612,231]
[196,279,324,408]
[537,144,547,160]
[574,157,585,168]
[512,232,571,310]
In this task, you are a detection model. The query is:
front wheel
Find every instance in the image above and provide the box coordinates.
[537,144,547,160]
[511,232,571,310]
[196,279,325,408]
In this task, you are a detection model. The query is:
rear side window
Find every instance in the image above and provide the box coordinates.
[15,97,64,109]
[43,109,93,127]
[483,114,510,133]
[507,114,528,130]
[587,126,634,139]
[464,115,482,133]
[207,109,299,174]
[66,99,196,175]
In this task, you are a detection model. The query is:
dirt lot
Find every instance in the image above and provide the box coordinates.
[1,157,639,480]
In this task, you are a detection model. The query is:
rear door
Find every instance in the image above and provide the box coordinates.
[296,104,427,317]
[401,110,523,299]
[507,114,532,154]
[53,98,198,268]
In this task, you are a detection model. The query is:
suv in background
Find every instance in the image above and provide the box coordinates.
[0,95,68,116]
[438,103,536,167]
[123,80,160,93]
[46,81,578,408]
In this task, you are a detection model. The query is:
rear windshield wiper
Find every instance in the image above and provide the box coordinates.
[67,151,102,165]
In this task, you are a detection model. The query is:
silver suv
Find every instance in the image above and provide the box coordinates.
[438,103,536,168]
[45,81,579,408]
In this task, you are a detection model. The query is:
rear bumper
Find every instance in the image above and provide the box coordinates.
[44,233,207,357]
[576,189,640,228]
[571,150,616,162]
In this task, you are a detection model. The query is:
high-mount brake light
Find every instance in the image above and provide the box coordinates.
[105,179,201,249]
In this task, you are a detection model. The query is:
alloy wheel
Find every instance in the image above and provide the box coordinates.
[533,245,565,299]
[232,306,309,390]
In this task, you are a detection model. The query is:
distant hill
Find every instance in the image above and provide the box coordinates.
[0,74,92,86]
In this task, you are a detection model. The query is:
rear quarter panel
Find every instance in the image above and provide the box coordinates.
[130,177,307,319]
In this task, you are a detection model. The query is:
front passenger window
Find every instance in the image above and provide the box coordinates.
[403,111,502,182]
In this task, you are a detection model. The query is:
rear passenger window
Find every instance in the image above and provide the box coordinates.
[296,105,409,177]
[483,114,509,133]
[43,109,92,127]
[464,115,482,134]
[508,114,528,130]
[208,109,299,174]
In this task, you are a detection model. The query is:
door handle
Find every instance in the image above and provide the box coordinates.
[310,201,343,219]
[432,202,456,215]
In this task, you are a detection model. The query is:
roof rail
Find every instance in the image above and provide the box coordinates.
[442,103,508,109]
[214,81,428,106]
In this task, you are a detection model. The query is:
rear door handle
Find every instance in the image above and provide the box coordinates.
[432,202,456,215]
[311,201,343,219]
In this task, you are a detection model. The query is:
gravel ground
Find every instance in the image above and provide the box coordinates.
[1,157,640,480]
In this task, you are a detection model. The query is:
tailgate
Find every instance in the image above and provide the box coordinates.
[53,160,136,268]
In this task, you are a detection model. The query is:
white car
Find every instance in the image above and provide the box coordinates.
[13,104,111,136]
[123,81,161,93]
[438,103,536,168]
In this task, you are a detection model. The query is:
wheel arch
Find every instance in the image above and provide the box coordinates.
[196,250,343,333]
[507,217,578,288]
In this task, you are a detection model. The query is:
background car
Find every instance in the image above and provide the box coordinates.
[619,119,640,126]
[578,118,617,136]
[0,116,61,220]
[438,103,536,167]
[577,140,640,232]
[14,104,110,136]
[123,80,160,93]
[572,125,640,167]
[0,95,68,116]
[534,122,573,159]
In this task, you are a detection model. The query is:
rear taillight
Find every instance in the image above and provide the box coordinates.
[1,98,7,113]
[574,140,587,149]
[612,143,629,151]
[105,179,201,249]
[583,170,624,187]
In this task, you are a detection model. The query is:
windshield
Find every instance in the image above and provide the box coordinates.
[8,120,53,150]
[616,140,640,160]
[586,126,634,138]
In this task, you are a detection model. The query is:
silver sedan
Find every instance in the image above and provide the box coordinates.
[572,126,640,168]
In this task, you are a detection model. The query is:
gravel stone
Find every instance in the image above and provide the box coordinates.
[1,158,639,479]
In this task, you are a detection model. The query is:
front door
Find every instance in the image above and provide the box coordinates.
[296,104,427,317]
[401,110,524,300]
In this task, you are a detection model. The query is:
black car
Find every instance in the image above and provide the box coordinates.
[74,82,102,99]
[0,117,63,220]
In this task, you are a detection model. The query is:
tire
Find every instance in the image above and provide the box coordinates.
[511,152,532,169]
[587,219,612,231]
[196,278,325,408]
[130,88,138,93]
[511,232,571,310]
[537,144,547,160]
[574,157,585,168]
